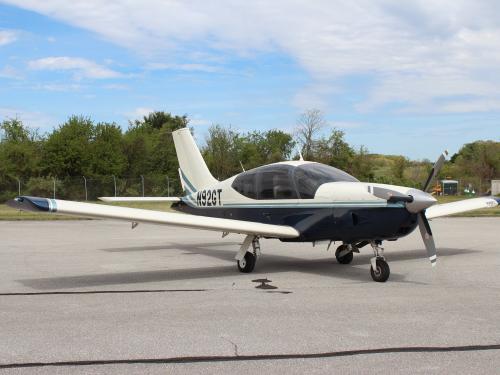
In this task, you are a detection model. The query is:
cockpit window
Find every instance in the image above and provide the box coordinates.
[232,162,358,200]
[232,164,298,200]
[232,171,258,199]
[294,163,358,199]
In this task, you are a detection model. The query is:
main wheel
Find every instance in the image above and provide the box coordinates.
[237,252,256,273]
[335,245,354,264]
[370,258,390,282]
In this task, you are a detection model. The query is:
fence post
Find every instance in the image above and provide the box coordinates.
[140,175,145,197]
[53,178,56,199]
[112,175,117,197]
[83,176,88,201]
[16,177,21,196]
[166,175,170,196]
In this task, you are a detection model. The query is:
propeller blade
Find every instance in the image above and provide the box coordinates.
[422,150,448,192]
[417,212,437,266]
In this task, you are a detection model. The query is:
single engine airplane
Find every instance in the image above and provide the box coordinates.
[8,128,499,282]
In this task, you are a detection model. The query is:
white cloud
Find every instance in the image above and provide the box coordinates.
[6,1,500,113]
[189,117,211,126]
[124,107,154,120]
[145,62,220,73]
[0,65,23,79]
[0,30,17,46]
[28,56,122,79]
[0,107,55,130]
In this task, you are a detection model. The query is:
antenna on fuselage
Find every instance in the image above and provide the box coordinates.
[239,160,245,172]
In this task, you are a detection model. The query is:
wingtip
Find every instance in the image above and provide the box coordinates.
[6,196,56,212]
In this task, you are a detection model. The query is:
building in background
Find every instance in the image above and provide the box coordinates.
[441,180,458,196]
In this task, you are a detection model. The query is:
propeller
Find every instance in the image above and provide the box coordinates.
[416,150,448,266]
[417,211,437,266]
[372,151,447,266]
[422,150,448,192]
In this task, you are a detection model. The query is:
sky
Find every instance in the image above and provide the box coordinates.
[0,0,499,160]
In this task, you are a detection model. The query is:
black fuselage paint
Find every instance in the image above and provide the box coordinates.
[172,201,418,243]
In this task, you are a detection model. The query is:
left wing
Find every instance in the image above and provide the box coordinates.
[426,196,499,219]
[99,197,180,203]
[7,196,299,239]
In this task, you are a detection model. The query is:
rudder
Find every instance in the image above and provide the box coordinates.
[172,128,217,193]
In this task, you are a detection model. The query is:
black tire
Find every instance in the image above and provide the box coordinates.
[370,258,390,282]
[237,252,256,273]
[335,245,354,264]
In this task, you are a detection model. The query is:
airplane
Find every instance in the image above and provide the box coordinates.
[8,128,499,282]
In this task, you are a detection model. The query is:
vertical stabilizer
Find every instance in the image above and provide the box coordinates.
[172,128,217,192]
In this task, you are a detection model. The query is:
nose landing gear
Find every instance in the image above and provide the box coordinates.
[370,241,390,282]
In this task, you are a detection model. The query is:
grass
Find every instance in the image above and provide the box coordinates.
[0,196,497,220]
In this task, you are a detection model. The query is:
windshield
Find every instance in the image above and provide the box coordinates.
[294,163,358,199]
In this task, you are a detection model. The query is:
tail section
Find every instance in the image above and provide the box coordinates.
[172,128,218,193]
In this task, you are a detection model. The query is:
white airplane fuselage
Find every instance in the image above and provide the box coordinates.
[172,160,432,244]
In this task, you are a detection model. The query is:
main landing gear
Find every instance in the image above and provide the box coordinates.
[335,244,357,264]
[370,241,390,282]
[335,241,390,282]
[235,235,260,273]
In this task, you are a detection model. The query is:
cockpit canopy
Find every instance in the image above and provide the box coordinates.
[231,162,358,200]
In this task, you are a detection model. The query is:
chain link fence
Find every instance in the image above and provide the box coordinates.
[0,175,181,202]
[1,175,496,203]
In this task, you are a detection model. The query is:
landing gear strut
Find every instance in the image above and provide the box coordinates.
[370,241,390,282]
[236,235,260,273]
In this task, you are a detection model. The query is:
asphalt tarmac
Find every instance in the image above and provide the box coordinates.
[1,218,499,374]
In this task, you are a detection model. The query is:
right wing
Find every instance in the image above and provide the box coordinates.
[426,196,499,219]
[7,196,299,239]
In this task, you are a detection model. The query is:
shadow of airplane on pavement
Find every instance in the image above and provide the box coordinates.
[17,238,479,290]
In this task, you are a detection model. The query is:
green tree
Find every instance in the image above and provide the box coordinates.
[0,118,42,179]
[391,156,409,183]
[90,122,126,176]
[242,129,296,168]
[451,140,500,193]
[312,128,354,171]
[351,146,374,180]
[203,124,241,179]
[125,111,186,177]
[42,116,94,177]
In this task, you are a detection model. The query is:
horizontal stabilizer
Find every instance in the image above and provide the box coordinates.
[426,197,499,219]
[8,196,299,239]
[98,197,180,203]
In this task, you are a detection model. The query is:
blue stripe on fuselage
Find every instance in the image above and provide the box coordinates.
[179,169,197,194]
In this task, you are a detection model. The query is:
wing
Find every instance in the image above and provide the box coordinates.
[426,196,499,219]
[7,196,299,239]
[99,197,180,203]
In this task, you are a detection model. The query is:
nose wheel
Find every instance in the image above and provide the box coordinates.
[370,241,390,282]
[370,258,390,282]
